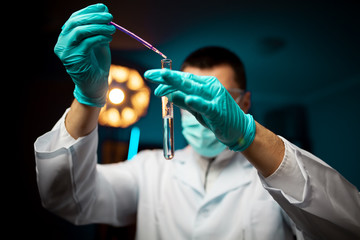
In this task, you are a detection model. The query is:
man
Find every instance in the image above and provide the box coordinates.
[34,4,360,239]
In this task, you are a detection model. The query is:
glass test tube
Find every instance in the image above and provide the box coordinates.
[161,59,174,160]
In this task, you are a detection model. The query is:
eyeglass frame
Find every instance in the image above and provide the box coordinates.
[226,88,245,103]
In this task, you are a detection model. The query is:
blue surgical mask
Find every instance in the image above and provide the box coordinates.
[181,110,227,157]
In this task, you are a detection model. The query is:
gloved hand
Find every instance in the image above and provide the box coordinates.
[144,69,256,151]
[54,4,116,107]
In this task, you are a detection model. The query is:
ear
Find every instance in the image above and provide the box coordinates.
[239,91,251,113]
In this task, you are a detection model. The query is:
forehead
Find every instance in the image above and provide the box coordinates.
[182,64,239,89]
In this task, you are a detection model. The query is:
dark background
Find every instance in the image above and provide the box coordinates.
[12,0,360,239]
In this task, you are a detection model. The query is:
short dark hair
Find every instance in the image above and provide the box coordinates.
[181,46,247,90]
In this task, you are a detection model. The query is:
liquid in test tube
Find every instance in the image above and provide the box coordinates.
[161,59,174,160]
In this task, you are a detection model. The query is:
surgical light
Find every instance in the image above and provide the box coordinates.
[99,64,150,128]
[109,88,125,105]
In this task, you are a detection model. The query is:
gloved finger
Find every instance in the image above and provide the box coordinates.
[162,69,208,84]
[56,32,112,55]
[145,69,207,85]
[154,84,177,96]
[80,35,113,53]
[166,91,186,108]
[156,86,209,128]
[62,12,113,33]
[161,69,216,100]
[168,92,204,124]
[144,69,167,84]
[145,69,214,99]
[184,95,214,118]
[152,84,192,113]
[153,86,202,122]
[161,70,207,93]
[69,3,109,19]
[67,24,116,46]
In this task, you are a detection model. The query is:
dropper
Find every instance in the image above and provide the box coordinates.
[109,21,167,59]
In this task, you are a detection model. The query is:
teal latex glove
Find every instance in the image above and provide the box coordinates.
[54,4,116,107]
[144,69,256,151]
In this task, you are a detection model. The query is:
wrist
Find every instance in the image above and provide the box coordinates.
[227,113,256,152]
[65,99,101,139]
[73,84,108,108]
[242,122,285,177]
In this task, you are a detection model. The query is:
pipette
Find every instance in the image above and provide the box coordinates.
[109,21,167,59]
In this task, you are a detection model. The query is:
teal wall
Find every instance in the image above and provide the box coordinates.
[108,7,360,188]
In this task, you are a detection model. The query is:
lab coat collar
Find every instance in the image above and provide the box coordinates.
[173,146,252,201]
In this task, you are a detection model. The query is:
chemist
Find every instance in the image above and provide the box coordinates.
[34,4,360,240]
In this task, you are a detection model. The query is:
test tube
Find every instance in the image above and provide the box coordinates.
[161,59,174,160]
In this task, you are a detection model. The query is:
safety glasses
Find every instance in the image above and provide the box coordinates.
[227,88,245,103]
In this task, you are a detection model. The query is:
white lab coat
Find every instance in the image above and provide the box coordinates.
[34,110,360,240]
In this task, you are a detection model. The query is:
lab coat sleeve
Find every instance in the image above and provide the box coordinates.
[259,136,360,239]
[34,110,138,226]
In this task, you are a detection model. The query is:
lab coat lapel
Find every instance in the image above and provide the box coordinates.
[173,147,252,201]
[204,152,252,203]
[173,147,205,196]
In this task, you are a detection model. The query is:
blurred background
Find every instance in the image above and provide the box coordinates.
[13,0,359,239]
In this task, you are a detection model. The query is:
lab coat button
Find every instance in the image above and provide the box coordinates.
[201,208,210,217]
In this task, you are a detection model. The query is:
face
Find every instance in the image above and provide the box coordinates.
[182,64,251,113]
